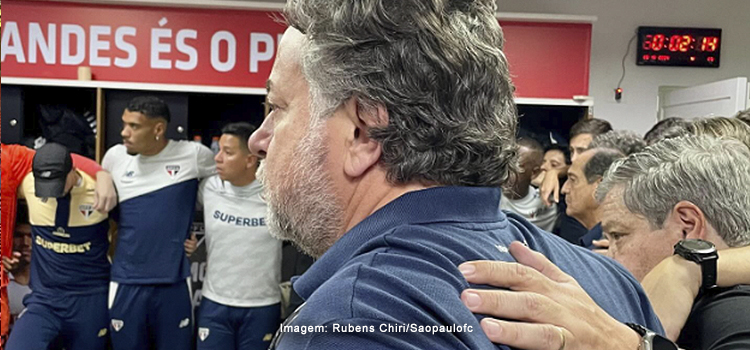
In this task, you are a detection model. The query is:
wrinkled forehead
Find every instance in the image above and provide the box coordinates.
[266,27,308,94]
[600,189,644,230]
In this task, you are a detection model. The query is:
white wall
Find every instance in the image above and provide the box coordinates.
[497,0,750,134]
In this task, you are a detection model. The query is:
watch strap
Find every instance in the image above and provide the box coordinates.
[700,255,718,292]
[625,323,679,350]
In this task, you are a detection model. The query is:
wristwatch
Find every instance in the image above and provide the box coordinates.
[625,323,678,350]
[673,239,718,292]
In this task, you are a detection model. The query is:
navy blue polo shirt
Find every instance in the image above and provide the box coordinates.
[580,223,604,249]
[277,187,662,349]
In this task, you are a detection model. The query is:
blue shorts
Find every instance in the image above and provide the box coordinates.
[197,297,280,350]
[109,280,193,350]
[6,291,109,350]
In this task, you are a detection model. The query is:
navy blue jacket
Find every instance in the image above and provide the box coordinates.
[277,187,662,349]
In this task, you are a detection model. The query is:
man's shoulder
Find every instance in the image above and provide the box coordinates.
[679,285,750,349]
[172,140,212,157]
[103,144,128,164]
[200,175,222,192]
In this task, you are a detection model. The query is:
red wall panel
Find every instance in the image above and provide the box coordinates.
[500,21,592,99]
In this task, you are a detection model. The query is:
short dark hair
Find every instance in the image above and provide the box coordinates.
[221,122,257,152]
[643,117,689,145]
[570,118,613,139]
[126,96,171,123]
[517,137,544,165]
[545,144,571,165]
[736,108,750,127]
[16,200,29,226]
[589,130,646,156]
[583,148,625,183]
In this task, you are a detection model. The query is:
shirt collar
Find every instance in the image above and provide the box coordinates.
[293,186,502,299]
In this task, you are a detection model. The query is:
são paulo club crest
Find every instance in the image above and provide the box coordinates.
[111,319,124,332]
[166,165,181,179]
[79,204,94,219]
[199,327,210,341]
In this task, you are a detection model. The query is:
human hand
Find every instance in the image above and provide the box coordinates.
[94,171,118,213]
[640,255,700,341]
[2,252,23,272]
[592,239,609,255]
[184,233,198,258]
[459,242,641,350]
[540,171,561,206]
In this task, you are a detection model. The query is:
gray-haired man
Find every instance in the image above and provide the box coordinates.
[461,136,750,350]
[247,0,662,349]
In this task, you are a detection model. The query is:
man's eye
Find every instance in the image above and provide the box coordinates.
[609,232,624,240]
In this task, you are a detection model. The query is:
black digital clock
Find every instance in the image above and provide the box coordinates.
[637,26,721,67]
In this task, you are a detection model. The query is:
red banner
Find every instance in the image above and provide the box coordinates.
[1,1,286,89]
[1,2,591,98]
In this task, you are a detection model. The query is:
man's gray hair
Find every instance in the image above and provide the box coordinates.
[588,130,646,156]
[596,136,750,247]
[284,0,518,187]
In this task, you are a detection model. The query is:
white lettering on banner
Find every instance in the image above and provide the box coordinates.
[2,20,282,75]
[211,31,236,72]
[1,22,27,63]
[29,23,56,64]
[175,29,198,71]
[90,25,111,67]
[115,27,137,68]
[151,28,172,69]
[61,24,86,65]
[249,33,273,73]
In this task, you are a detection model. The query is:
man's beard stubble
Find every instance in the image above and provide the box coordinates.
[256,121,344,258]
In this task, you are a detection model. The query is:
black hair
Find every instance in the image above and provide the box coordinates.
[545,144,571,165]
[643,117,689,146]
[126,96,171,123]
[16,200,30,226]
[735,109,750,127]
[221,122,257,152]
[583,148,625,183]
[569,118,613,139]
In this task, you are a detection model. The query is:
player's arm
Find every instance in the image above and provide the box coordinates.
[641,246,750,341]
[195,143,217,179]
[539,169,562,206]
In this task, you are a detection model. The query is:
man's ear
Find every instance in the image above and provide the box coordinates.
[153,119,167,139]
[343,98,388,178]
[669,201,707,240]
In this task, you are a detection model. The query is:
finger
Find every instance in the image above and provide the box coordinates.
[541,189,552,207]
[480,318,570,350]
[13,252,22,258]
[509,242,572,284]
[593,249,609,255]
[553,187,560,204]
[592,239,609,248]
[462,289,562,324]
[191,233,197,240]
[459,260,554,293]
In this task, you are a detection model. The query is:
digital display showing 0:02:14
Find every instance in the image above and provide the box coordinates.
[641,34,719,53]
[636,26,721,67]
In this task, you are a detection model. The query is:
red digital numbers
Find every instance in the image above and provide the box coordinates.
[639,28,720,66]
[646,34,695,52]
[651,34,665,51]
[701,37,719,52]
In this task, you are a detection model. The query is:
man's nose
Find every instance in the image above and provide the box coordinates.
[248,117,274,159]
